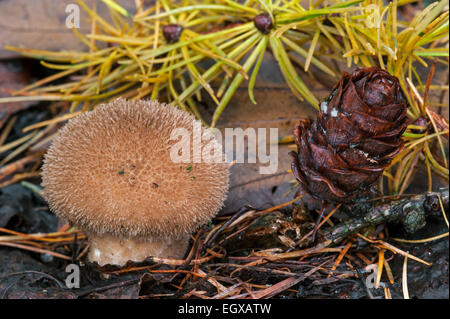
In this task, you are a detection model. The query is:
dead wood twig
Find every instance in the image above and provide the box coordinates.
[0,155,39,181]
[323,188,449,244]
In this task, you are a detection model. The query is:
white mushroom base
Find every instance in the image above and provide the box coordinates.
[87,234,190,266]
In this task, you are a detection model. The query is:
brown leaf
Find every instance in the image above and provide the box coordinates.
[0,61,35,129]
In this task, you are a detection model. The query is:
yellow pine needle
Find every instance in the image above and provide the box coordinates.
[188,42,243,78]
[281,35,336,77]
[402,255,409,299]
[30,132,58,151]
[405,130,449,149]
[392,232,449,243]
[77,0,121,36]
[273,21,309,38]
[86,33,152,46]
[278,135,295,144]
[430,163,449,180]
[0,132,38,154]
[0,116,17,147]
[305,29,321,72]
[376,249,385,289]
[356,252,373,265]
[138,4,241,22]
[256,0,273,20]
[328,240,353,277]
[425,106,448,168]
[0,124,55,166]
[124,74,168,83]
[407,124,428,131]
[248,49,265,102]
[406,77,425,108]
[254,240,335,259]
[40,59,105,71]
[384,287,392,299]
[64,66,101,95]
[101,0,130,17]
[382,170,395,182]
[16,67,86,94]
[97,51,118,94]
[211,35,267,127]
[71,27,97,51]
[123,44,146,75]
[400,75,421,118]
[383,259,395,285]
[0,228,84,243]
[88,1,98,74]
[392,0,398,55]
[344,12,360,65]
[425,156,433,191]
[315,19,344,52]
[424,141,449,176]
[398,148,421,194]
[132,84,154,100]
[166,54,183,108]
[4,46,92,61]
[22,112,82,133]
[438,195,449,228]
[357,233,432,266]
[393,149,414,192]
[216,76,230,99]
[159,1,178,25]
[332,20,353,67]
[0,242,72,260]
[219,0,260,15]
[270,37,319,107]
[0,172,42,189]
[181,46,219,105]
[0,95,70,105]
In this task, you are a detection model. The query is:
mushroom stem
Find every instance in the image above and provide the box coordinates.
[87,233,190,266]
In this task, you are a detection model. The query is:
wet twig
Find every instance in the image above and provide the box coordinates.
[204,206,252,249]
[323,188,449,243]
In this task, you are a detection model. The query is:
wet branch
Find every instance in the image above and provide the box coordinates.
[323,188,449,243]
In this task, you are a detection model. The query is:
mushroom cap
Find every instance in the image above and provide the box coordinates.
[42,98,229,239]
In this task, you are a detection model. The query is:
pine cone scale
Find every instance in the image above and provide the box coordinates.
[340,81,372,114]
[358,138,402,156]
[302,166,347,200]
[338,148,387,171]
[310,143,348,171]
[351,111,398,135]
[370,103,406,121]
[323,168,377,193]
[320,116,359,147]
[374,124,407,139]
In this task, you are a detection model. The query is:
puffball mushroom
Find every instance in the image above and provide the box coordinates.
[41,98,229,266]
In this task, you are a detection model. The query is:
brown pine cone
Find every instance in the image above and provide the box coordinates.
[290,67,408,203]
[162,24,183,43]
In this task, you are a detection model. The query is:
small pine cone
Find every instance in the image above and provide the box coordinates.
[254,13,273,34]
[162,24,183,44]
[290,67,408,203]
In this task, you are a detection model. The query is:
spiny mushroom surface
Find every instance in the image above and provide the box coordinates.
[42,98,229,266]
